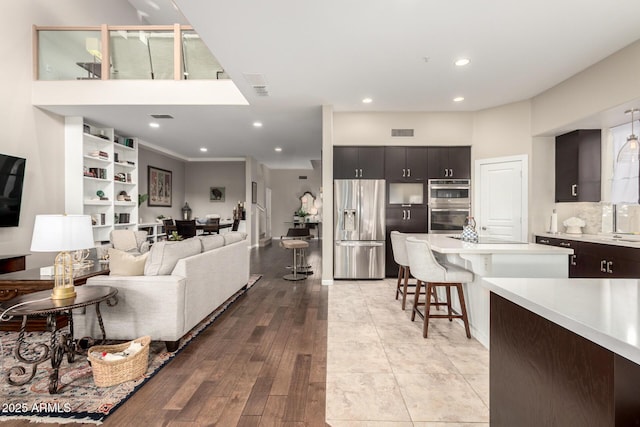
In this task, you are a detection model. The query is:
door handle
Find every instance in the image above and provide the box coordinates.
[402,168,406,177]
[444,168,449,177]
[570,255,577,266]
[407,210,411,220]
[407,168,411,177]
[600,260,607,272]
[571,184,578,197]
[402,210,406,220]
[607,261,613,273]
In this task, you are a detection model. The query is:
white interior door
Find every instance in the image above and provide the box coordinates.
[475,156,527,241]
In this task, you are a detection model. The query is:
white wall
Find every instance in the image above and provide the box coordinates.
[0,0,140,268]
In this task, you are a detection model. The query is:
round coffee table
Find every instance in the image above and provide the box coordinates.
[0,285,118,393]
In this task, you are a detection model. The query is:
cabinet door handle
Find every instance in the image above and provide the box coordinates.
[444,168,449,177]
[607,261,613,273]
[402,210,406,220]
[571,184,578,197]
[570,255,577,266]
[407,209,411,220]
[407,168,411,177]
[560,242,571,247]
[449,168,453,177]
[539,239,550,244]
[355,169,358,178]
[402,168,406,177]
[600,260,607,272]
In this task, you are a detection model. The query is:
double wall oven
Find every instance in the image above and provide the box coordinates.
[428,179,470,234]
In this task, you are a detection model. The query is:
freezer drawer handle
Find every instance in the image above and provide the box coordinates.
[335,241,384,247]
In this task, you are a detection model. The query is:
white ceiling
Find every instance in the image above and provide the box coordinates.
[64,0,640,168]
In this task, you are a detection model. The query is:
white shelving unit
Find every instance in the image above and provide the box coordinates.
[65,117,139,244]
[137,222,167,243]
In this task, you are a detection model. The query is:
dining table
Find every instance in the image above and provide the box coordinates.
[165,222,232,235]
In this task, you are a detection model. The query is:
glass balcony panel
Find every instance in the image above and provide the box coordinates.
[38,30,103,80]
[109,30,174,80]
[182,31,227,79]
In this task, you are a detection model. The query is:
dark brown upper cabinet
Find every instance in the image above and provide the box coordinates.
[333,146,385,179]
[555,130,601,202]
[384,147,429,181]
[427,146,471,179]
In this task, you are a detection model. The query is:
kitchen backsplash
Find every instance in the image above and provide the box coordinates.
[552,202,640,234]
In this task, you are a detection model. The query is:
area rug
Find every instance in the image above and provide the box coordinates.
[0,274,262,425]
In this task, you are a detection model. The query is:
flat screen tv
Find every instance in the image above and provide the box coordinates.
[0,153,26,227]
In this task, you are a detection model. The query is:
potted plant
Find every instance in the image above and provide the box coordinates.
[138,193,148,207]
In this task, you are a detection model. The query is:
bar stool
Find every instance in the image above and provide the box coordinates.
[405,237,472,338]
[282,227,313,274]
[280,239,309,281]
[390,231,431,310]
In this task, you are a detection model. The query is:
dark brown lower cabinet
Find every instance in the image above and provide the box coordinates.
[490,293,640,427]
[535,236,640,278]
[385,207,428,277]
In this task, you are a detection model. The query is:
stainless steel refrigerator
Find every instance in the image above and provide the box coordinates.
[334,179,386,279]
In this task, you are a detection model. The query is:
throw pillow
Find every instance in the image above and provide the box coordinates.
[108,248,149,276]
[144,237,202,276]
[199,234,225,252]
[223,231,247,245]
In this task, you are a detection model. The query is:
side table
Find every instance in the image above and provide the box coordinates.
[0,286,118,394]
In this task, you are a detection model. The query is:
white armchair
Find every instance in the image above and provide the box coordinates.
[109,230,150,255]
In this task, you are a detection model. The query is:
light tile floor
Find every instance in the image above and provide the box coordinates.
[326,279,490,426]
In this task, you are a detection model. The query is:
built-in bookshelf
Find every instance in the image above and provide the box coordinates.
[64,117,139,244]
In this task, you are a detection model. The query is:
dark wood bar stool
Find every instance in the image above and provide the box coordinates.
[405,237,472,339]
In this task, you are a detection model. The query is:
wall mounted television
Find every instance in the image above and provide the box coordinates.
[0,153,26,227]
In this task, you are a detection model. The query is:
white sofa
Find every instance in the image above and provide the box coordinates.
[74,232,250,351]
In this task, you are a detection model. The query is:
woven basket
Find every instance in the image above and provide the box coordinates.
[87,336,151,387]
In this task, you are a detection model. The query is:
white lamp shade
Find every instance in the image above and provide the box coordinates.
[30,214,94,252]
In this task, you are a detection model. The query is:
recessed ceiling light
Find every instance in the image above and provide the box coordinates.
[362,98,373,104]
[453,97,465,102]
[149,122,160,128]
[253,121,263,127]
[275,147,282,152]
[455,58,470,67]
[200,147,208,152]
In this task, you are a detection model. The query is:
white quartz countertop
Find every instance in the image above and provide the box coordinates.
[483,277,640,365]
[407,234,573,255]
[536,232,640,249]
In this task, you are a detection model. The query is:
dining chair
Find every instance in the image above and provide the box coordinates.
[390,231,429,310]
[174,220,197,239]
[405,237,472,338]
[202,217,220,235]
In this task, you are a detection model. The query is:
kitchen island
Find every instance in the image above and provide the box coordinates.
[483,277,640,426]
[408,234,573,347]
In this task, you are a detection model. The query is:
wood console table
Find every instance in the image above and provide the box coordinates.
[0,262,109,331]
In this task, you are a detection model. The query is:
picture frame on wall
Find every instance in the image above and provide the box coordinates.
[148,166,172,207]
[210,186,225,202]
[251,181,257,204]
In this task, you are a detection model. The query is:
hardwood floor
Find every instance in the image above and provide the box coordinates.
[3,242,327,427]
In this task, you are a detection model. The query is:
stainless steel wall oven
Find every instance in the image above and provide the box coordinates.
[428,179,471,234]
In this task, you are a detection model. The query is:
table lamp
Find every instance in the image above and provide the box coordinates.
[30,214,94,300]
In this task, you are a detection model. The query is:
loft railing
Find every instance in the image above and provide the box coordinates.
[34,24,228,81]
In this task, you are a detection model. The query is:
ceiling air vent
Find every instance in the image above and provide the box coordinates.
[243,73,270,97]
[150,114,174,119]
[391,129,414,137]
